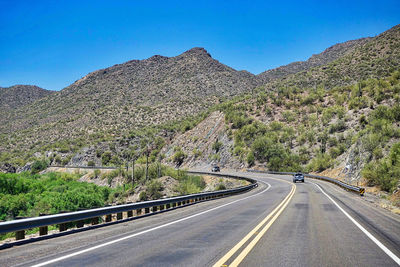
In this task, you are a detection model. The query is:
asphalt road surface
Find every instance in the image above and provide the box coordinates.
[1,172,399,266]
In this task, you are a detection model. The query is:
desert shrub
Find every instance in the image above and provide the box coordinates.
[329,120,347,133]
[172,147,186,167]
[31,159,49,174]
[247,151,255,167]
[212,141,223,153]
[87,161,95,167]
[101,151,112,165]
[216,183,226,190]
[362,142,400,192]
[307,153,333,172]
[146,180,163,200]
[175,173,205,195]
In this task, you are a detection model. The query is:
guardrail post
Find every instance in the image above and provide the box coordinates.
[39,226,48,235]
[159,205,164,211]
[127,210,133,217]
[76,220,84,228]
[136,209,142,216]
[172,202,176,208]
[105,214,112,222]
[117,212,123,220]
[91,217,99,225]
[145,207,150,214]
[166,203,170,209]
[59,223,67,232]
[16,230,25,240]
[152,206,158,212]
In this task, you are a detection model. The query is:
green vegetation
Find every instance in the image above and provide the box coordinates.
[219,70,400,183]
[0,172,114,221]
[31,159,49,174]
[172,147,186,167]
[362,142,400,192]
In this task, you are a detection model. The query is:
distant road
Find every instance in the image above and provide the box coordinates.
[1,172,399,266]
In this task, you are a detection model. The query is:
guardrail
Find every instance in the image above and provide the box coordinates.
[248,169,365,196]
[49,165,117,170]
[0,172,257,243]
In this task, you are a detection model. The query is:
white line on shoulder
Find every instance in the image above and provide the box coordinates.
[311,182,400,266]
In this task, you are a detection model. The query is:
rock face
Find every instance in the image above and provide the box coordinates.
[161,111,243,170]
[0,163,16,173]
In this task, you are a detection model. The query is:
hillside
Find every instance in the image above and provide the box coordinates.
[0,48,258,167]
[257,37,371,84]
[1,24,399,188]
[0,85,53,111]
[263,24,400,90]
[170,71,400,195]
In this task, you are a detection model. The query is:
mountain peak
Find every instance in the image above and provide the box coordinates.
[182,47,212,58]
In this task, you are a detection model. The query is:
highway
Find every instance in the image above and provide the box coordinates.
[0,172,399,266]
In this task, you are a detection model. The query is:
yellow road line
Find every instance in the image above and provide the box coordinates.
[213,180,295,267]
[230,184,296,266]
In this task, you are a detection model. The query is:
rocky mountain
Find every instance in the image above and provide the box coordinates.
[0,47,258,165]
[263,24,400,90]
[0,85,53,111]
[1,24,399,175]
[257,37,372,84]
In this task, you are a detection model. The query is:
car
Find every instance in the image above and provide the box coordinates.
[211,166,220,172]
[293,173,304,183]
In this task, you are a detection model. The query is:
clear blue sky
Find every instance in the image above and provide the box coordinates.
[0,0,399,91]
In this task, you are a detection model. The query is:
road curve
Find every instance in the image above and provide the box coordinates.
[0,172,399,267]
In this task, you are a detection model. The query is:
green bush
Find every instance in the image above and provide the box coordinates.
[172,147,186,167]
[216,183,226,190]
[362,142,400,192]
[0,172,113,221]
[307,153,333,172]
[31,160,49,174]
[87,161,95,167]
[101,152,112,165]
[146,180,163,200]
[246,152,255,167]
[212,141,223,153]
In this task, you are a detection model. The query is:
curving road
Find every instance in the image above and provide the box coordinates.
[0,172,399,266]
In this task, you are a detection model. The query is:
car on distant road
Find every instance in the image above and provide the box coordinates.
[293,173,304,183]
[211,166,220,172]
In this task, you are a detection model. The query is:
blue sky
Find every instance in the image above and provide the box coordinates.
[0,0,399,91]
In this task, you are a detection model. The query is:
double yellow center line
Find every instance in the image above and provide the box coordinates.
[213,181,296,267]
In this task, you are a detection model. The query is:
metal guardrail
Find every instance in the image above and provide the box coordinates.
[0,171,257,242]
[49,165,117,170]
[247,169,365,196]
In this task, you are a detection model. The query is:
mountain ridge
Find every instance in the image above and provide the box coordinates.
[0,85,53,111]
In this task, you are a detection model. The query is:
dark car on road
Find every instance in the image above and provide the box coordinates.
[293,173,304,183]
[212,166,220,172]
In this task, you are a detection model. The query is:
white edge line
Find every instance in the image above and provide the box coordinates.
[312,182,400,266]
[31,181,271,267]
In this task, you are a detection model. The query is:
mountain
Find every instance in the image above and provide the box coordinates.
[1,24,399,172]
[263,24,400,90]
[0,47,258,164]
[257,37,372,84]
[0,85,53,111]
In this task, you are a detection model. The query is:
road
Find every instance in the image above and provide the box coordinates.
[0,172,399,266]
